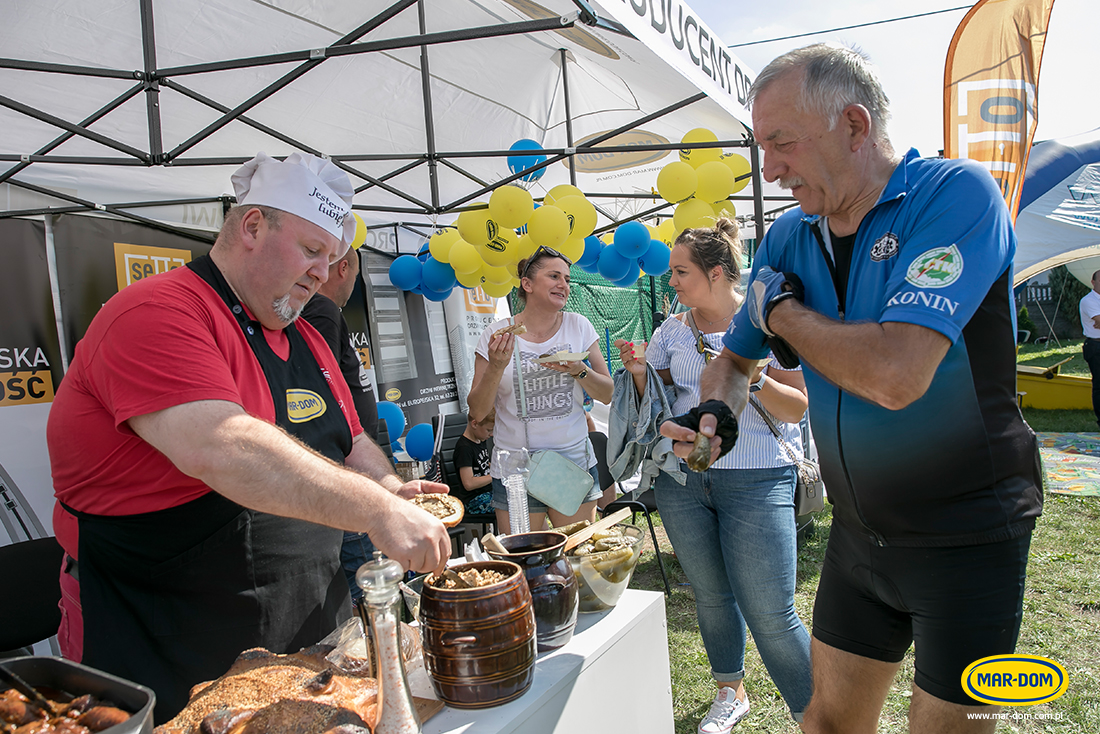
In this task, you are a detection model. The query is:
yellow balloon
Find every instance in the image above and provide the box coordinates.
[527,205,570,248]
[489,185,534,229]
[712,200,737,219]
[674,198,717,232]
[600,232,615,246]
[482,264,513,284]
[514,233,538,263]
[695,160,735,203]
[481,227,517,267]
[721,153,752,194]
[657,161,698,204]
[656,219,679,246]
[457,205,497,247]
[456,266,485,288]
[559,237,585,263]
[428,228,461,262]
[544,184,584,208]
[554,195,597,239]
[679,128,721,168]
[482,280,514,298]
[509,276,521,288]
[350,213,368,250]
[449,239,482,274]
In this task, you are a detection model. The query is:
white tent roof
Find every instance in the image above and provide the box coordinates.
[1013,126,1100,285]
[1,0,779,239]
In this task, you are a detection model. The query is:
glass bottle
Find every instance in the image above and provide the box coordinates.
[356,552,421,734]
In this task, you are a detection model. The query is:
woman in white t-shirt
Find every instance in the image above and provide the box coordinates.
[614,219,812,731]
[468,246,613,533]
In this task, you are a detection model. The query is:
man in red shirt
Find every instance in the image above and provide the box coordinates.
[48,152,451,721]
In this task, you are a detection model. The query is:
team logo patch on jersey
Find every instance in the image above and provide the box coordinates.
[905,245,963,288]
[870,232,899,262]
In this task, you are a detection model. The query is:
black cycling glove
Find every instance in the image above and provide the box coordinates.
[667,399,739,462]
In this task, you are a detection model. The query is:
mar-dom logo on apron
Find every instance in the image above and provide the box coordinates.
[286,389,328,423]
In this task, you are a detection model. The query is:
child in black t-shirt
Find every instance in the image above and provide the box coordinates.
[452,411,494,516]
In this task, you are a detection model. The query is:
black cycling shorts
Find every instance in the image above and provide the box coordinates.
[812,520,1031,705]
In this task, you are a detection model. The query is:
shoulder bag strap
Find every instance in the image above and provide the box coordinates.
[748,396,802,466]
[684,310,716,363]
[511,318,532,448]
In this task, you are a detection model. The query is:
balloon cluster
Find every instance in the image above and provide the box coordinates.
[388,177,603,299]
[654,128,751,244]
[572,221,671,286]
[376,400,435,462]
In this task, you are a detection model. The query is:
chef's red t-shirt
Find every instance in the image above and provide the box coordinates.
[48,265,362,558]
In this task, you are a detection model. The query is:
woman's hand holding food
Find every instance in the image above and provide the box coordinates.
[486,332,515,370]
[615,339,647,377]
[615,338,648,395]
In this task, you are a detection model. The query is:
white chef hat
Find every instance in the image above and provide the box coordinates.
[231,152,356,246]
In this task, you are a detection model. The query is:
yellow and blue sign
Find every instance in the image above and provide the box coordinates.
[961,654,1068,706]
[286,389,327,423]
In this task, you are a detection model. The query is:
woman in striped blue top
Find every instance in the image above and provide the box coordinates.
[618,218,813,732]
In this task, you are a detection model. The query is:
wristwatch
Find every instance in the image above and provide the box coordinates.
[749,373,766,393]
[573,366,589,380]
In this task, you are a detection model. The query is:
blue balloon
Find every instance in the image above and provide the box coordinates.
[388,255,422,291]
[422,257,456,292]
[422,284,453,302]
[612,260,642,288]
[577,235,603,268]
[376,401,406,441]
[405,422,435,461]
[507,138,547,183]
[416,243,431,262]
[639,243,671,276]
[613,221,652,259]
[597,246,631,282]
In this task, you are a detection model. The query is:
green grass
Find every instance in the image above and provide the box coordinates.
[1017,338,1096,432]
[628,495,1100,732]
[1018,339,1089,377]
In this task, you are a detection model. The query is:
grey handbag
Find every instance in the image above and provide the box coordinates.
[748,397,825,516]
[512,328,594,515]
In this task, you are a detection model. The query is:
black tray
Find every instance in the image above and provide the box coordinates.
[2,656,154,734]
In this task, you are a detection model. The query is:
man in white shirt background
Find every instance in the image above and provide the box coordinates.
[1078,269,1100,429]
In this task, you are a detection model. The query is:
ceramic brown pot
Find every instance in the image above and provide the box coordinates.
[419,561,536,709]
[487,531,579,652]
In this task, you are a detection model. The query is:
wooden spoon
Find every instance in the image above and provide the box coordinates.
[563,508,632,553]
[481,533,508,555]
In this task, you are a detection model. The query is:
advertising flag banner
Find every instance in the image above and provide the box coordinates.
[943,0,1058,220]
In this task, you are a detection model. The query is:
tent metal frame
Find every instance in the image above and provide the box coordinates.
[0,0,783,244]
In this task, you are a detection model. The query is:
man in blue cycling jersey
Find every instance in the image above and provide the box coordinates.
[663,44,1042,734]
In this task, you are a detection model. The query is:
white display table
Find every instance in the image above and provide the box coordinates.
[416,589,674,734]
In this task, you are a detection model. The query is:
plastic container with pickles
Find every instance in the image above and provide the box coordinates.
[565,523,644,612]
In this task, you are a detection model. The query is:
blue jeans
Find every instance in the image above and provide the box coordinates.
[340,531,376,602]
[654,465,813,716]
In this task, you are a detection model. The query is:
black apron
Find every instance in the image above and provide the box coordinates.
[68,255,354,723]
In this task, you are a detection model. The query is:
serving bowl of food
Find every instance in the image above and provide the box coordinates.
[566,523,644,612]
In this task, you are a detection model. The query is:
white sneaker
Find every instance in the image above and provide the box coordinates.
[697,687,750,734]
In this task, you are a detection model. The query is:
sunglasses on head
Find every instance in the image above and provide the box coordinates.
[521,245,573,279]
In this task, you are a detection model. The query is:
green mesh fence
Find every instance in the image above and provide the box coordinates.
[510,267,676,373]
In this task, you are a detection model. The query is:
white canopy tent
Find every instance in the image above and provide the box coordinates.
[0,0,789,242]
[0,0,796,547]
[1013,127,1100,286]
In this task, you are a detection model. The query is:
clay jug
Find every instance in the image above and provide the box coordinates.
[419,561,536,709]
[487,531,579,652]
